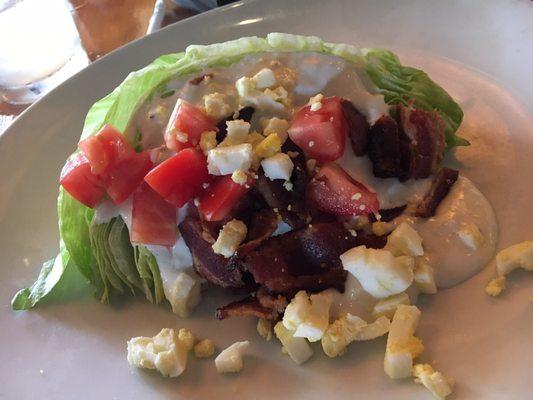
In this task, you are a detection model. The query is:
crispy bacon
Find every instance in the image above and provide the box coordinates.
[188,73,214,85]
[368,115,403,178]
[216,107,255,142]
[179,217,245,288]
[397,104,446,180]
[216,296,278,320]
[216,289,287,320]
[341,99,369,156]
[255,143,311,229]
[416,168,459,218]
[238,209,278,256]
[243,222,385,294]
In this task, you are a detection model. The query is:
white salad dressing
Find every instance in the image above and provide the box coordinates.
[402,176,498,288]
[93,50,498,315]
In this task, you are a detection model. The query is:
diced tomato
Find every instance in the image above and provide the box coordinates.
[60,153,105,208]
[165,99,217,152]
[144,148,210,208]
[307,163,379,216]
[78,124,153,204]
[288,96,347,163]
[103,150,153,204]
[198,175,254,222]
[131,183,178,246]
[78,125,134,175]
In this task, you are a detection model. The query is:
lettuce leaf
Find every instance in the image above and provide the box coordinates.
[361,48,467,147]
[13,33,466,310]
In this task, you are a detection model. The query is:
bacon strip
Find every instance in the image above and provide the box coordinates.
[341,100,369,156]
[179,217,245,288]
[255,142,311,229]
[368,115,403,178]
[243,222,385,294]
[216,296,278,320]
[216,289,287,320]
[370,205,407,223]
[416,168,459,218]
[397,104,446,180]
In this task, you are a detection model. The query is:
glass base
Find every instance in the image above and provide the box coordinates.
[0,41,89,106]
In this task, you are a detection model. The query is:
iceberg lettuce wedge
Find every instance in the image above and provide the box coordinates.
[12,33,466,310]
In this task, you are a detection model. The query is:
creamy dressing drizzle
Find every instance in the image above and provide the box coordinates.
[93,51,498,315]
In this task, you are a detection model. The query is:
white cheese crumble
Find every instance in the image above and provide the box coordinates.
[261,117,290,143]
[253,67,277,89]
[220,119,250,147]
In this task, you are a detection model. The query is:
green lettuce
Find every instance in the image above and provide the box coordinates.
[12,33,466,310]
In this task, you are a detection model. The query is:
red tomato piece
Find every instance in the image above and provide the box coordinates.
[164,99,217,152]
[198,175,254,222]
[103,150,153,204]
[288,96,347,163]
[78,124,134,175]
[60,153,105,208]
[131,183,178,246]
[144,148,211,208]
[307,163,379,216]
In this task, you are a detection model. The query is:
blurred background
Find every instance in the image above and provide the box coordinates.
[0,0,235,133]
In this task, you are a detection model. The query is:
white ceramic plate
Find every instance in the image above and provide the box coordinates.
[1,1,532,399]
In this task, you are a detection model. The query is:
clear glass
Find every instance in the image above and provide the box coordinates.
[0,0,87,104]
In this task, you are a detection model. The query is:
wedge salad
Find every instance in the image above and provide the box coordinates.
[13,33,518,398]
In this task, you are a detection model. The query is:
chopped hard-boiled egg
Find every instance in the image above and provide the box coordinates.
[199,130,217,154]
[413,363,454,400]
[127,328,194,378]
[372,292,410,320]
[496,240,533,276]
[321,314,390,357]
[341,246,414,299]
[194,339,215,359]
[207,143,253,175]
[384,305,423,379]
[231,169,248,185]
[235,76,285,112]
[164,271,202,318]
[283,290,332,342]
[220,119,250,147]
[386,222,424,257]
[261,153,294,181]
[253,68,277,89]
[274,321,313,365]
[261,117,289,142]
[257,318,273,341]
[457,222,485,250]
[485,276,506,297]
[413,258,437,294]
[255,133,282,159]
[212,219,247,258]
[203,92,233,120]
[215,341,250,373]
[372,221,395,236]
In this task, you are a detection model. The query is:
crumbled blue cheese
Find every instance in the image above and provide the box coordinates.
[203,92,233,120]
[165,271,202,318]
[215,341,250,373]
